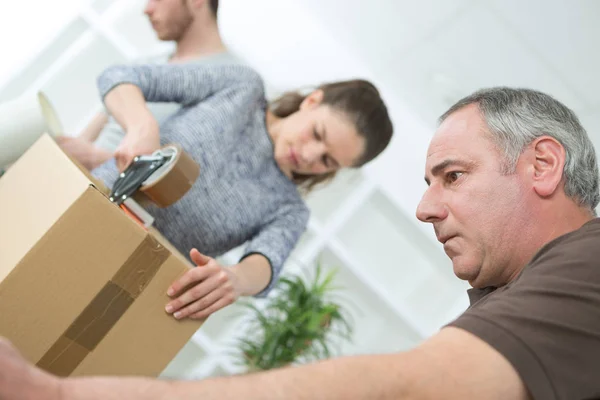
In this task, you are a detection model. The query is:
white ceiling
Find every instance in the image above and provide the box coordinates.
[297,0,600,139]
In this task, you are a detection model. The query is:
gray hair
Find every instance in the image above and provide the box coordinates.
[440,87,599,211]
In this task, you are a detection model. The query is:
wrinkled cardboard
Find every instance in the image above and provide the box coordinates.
[0,134,203,377]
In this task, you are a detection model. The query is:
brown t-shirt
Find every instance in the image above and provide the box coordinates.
[448,218,600,400]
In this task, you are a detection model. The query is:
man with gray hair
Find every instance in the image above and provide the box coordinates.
[1,87,599,399]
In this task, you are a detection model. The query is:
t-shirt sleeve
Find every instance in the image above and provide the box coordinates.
[448,225,600,400]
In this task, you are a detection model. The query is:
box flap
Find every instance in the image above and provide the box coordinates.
[0,134,93,282]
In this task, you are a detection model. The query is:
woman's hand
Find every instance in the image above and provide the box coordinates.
[102,83,161,171]
[114,117,161,172]
[165,249,243,320]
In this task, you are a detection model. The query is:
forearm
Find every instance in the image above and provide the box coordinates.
[103,84,154,131]
[61,374,251,399]
[78,112,108,142]
[232,254,272,296]
[97,64,263,106]
[60,354,413,400]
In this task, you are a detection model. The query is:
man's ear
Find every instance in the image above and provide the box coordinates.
[531,136,566,198]
[299,89,324,111]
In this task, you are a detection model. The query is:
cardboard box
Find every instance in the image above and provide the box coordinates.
[0,134,203,377]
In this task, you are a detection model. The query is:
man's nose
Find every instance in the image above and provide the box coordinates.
[416,188,448,223]
[144,0,155,16]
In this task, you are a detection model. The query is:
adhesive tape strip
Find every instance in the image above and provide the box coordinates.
[139,144,200,208]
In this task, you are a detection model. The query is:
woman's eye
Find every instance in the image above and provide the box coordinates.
[313,128,320,140]
[322,155,330,167]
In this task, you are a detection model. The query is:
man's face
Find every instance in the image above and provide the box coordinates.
[144,0,193,41]
[416,104,530,288]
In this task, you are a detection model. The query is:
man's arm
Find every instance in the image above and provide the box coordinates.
[56,327,529,400]
[77,112,109,142]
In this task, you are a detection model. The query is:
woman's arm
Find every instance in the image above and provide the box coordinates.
[242,202,311,297]
[231,253,272,296]
[164,202,310,319]
[96,63,264,170]
[164,251,272,320]
[101,83,160,170]
[97,63,264,106]
[103,84,152,132]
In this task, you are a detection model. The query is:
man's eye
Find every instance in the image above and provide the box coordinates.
[447,171,463,183]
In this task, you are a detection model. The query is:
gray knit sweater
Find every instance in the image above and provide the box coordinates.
[92,63,310,297]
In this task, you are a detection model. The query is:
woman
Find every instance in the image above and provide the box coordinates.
[92,63,393,320]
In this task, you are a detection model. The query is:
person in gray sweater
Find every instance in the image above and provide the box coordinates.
[92,62,393,320]
[57,0,234,171]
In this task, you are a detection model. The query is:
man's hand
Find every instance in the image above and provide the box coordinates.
[114,117,161,172]
[56,136,112,171]
[165,249,242,320]
[0,337,62,400]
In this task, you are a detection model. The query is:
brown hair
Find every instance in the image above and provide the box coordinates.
[270,79,393,192]
[209,0,219,18]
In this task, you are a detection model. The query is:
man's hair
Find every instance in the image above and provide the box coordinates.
[209,0,219,18]
[440,87,599,210]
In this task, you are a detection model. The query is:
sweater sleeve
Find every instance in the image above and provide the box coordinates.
[241,201,310,298]
[97,63,264,106]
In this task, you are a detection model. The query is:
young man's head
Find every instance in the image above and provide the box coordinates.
[417,87,599,289]
[144,0,219,41]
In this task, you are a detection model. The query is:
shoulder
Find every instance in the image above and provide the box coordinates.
[192,50,245,67]
[228,64,265,88]
[527,218,600,271]
[447,219,600,400]
[132,50,170,65]
[514,218,600,288]
[204,62,265,97]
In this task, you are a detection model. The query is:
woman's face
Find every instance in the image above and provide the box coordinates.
[271,91,366,177]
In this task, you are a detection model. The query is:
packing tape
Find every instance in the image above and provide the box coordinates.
[36,235,169,376]
[139,144,200,208]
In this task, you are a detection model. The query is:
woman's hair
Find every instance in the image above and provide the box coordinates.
[270,79,394,192]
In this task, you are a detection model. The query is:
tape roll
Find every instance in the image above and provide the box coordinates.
[138,144,200,208]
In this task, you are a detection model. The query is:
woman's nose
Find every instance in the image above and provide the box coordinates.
[302,141,327,164]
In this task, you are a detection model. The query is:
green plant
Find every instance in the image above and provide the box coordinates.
[237,264,354,371]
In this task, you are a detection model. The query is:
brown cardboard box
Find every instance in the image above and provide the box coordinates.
[0,134,203,377]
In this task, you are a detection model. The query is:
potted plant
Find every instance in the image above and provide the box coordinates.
[236,264,354,371]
